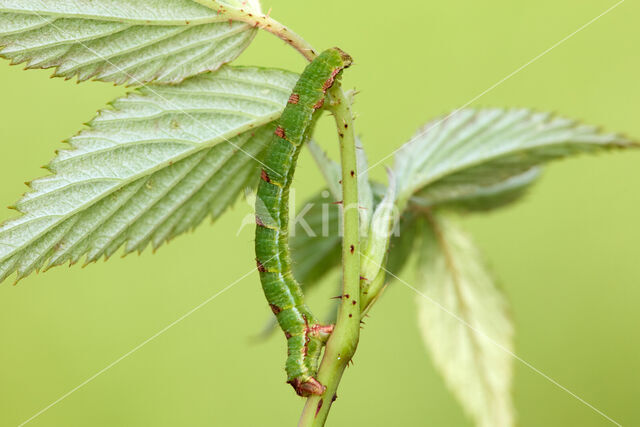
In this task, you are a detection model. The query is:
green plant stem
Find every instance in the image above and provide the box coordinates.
[298,85,361,426]
[206,4,363,423]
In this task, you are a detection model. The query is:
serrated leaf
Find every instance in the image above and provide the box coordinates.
[411,167,541,212]
[0,66,298,283]
[394,108,635,209]
[416,214,514,427]
[0,0,257,85]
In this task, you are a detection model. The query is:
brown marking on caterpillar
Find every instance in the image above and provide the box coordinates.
[308,324,334,339]
[349,314,353,318]
[352,300,357,305]
[315,399,323,417]
[275,126,286,139]
[322,67,344,92]
[312,98,325,110]
[288,377,325,397]
[350,170,355,177]
[332,393,338,403]
[350,244,355,254]
[339,132,344,138]
[288,93,300,104]
[256,259,267,272]
[344,294,350,299]
[269,304,282,315]
[260,169,271,183]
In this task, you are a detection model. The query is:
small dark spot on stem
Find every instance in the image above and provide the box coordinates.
[350,245,354,254]
[332,393,338,403]
[315,399,323,417]
[350,170,355,177]
[352,300,357,305]
[349,314,353,318]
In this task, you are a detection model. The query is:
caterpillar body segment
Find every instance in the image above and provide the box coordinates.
[255,48,352,397]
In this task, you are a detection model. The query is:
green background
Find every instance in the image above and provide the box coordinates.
[1,0,639,425]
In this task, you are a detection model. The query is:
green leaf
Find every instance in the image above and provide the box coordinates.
[386,211,418,277]
[360,170,396,287]
[290,191,342,288]
[411,167,541,212]
[307,140,342,200]
[395,108,635,209]
[0,0,258,85]
[0,66,298,283]
[307,138,374,236]
[416,214,514,427]
[290,183,414,293]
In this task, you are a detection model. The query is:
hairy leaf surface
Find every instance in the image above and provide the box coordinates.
[0,66,298,283]
[417,214,514,427]
[395,108,634,208]
[0,0,257,85]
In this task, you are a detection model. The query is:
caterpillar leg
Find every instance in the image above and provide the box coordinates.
[285,321,334,396]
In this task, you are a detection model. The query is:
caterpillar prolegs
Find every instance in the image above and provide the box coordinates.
[255,48,352,397]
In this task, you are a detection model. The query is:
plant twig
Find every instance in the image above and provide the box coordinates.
[194,1,318,61]
[298,85,360,427]
[200,5,362,423]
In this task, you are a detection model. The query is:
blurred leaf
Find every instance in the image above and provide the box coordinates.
[360,170,396,287]
[394,108,635,209]
[356,139,375,234]
[290,191,342,287]
[0,0,257,85]
[0,66,298,283]
[307,138,374,235]
[411,167,541,212]
[416,214,514,427]
[386,211,418,277]
[308,141,342,200]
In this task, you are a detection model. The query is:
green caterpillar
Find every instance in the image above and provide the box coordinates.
[255,48,352,397]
